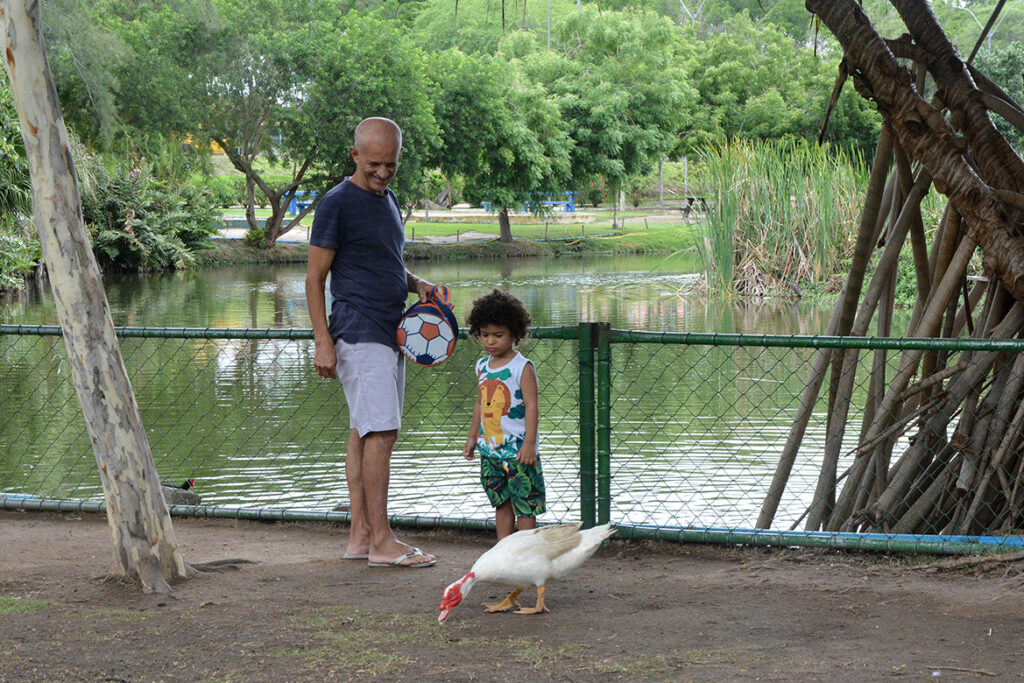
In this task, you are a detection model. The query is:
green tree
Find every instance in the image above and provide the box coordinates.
[109,0,438,247]
[411,0,581,55]
[41,0,125,143]
[295,11,439,216]
[687,12,880,152]
[429,48,571,242]
[519,7,697,217]
[974,41,1024,153]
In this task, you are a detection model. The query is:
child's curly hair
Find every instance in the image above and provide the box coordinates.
[466,289,532,344]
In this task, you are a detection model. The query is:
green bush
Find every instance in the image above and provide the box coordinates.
[577,175,608,207]
[0,81,39,291]
[78,150,220,272]
[0,232,41,291]
[202,175,244,208]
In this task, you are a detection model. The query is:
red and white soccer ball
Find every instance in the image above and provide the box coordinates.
[397,309,457,366]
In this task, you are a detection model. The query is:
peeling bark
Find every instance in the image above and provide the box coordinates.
[1,0,190,592]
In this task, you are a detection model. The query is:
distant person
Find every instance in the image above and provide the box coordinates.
[305,116,436,568]
[462,289,546,540]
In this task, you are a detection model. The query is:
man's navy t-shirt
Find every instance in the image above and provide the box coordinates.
[309,179,407,348]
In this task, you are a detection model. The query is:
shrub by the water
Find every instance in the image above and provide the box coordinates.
[0,233,40,291]
[75,142,220,272]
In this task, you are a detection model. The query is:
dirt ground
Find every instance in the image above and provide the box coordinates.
[2,511,1024,682]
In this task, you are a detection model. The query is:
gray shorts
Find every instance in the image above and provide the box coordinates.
[334,338,405,437]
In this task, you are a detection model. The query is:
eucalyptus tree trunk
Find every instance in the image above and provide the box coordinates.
[1,0,190,592]
[760,0,1024,534]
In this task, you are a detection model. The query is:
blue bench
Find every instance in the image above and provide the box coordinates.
[287,191,318,216]
[532,192,576,213]
[482,192,577,214]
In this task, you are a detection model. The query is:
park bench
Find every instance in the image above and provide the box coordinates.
[287,191,318,216]
[530,192,576,213]
[482,192,577,214]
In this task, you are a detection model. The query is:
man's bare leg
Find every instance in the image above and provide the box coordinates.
[362,429,435,565]
[344,429,371,557]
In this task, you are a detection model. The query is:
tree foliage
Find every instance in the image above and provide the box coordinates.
[686,12,880,152]
[520,7,697,198]
[41,0,126,143]
[295,10,439,206]
[429,48,571,241]
[974,41,1024,154]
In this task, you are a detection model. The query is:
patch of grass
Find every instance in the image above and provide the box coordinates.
[286,606,680,678]
[698,138,867,296]
[199,239,309,265]
[0,595,51,614]
[284,607,427,676]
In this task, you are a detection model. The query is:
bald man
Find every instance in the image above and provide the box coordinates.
[305,117,436,568]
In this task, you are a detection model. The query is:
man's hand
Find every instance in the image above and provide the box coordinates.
[313,337,338,379]
[408,270,435,302]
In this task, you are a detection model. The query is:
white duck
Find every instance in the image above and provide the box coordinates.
[438,523,615,622]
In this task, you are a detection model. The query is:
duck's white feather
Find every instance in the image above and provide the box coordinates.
[469,523,614,588]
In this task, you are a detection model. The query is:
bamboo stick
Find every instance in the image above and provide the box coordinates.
[821,174,933,528]
[891,445,957,533]
[755,132,894,529]
[869,303,1024,527]
[962,354,1024,528]
[854,235,977,463]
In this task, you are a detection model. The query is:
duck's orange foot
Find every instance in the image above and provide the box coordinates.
[513,585,548,615]
[483,588,522,613]
[513,604,549,615]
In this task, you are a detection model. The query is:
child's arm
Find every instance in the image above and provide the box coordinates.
[463,391,482,460]
[517,362,539,466]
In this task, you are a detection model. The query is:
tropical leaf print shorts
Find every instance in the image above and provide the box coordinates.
[479,455,546,517]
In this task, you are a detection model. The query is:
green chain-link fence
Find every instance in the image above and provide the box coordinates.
[3,323,1023,554]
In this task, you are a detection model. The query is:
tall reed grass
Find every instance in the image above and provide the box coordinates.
[697,138,867,296]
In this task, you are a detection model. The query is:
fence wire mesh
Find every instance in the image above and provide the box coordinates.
[3,324,1024,554]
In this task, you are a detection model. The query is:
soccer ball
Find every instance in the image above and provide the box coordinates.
[397,302,457,367]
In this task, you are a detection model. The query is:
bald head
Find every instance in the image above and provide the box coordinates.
[354,117,402,153]
[349,117,402,195]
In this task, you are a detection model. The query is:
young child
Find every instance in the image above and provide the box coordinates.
[463,289,546,540]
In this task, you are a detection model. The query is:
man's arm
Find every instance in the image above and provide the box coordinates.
[306,245,338,379]
[407,268,434,302]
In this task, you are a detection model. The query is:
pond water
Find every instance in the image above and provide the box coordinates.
[1,252,834,333]
[1,253,864,530]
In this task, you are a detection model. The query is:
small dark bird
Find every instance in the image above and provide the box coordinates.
[161,478,200,505]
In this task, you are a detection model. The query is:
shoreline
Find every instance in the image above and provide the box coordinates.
[201,227,696,266]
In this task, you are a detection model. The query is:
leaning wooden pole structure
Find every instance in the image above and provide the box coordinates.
[760,0,1024,534]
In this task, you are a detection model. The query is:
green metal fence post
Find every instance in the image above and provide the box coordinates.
[578,322,596,528]
[596,322,612,525]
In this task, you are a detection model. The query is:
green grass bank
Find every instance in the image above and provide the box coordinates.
[201,210,700,266]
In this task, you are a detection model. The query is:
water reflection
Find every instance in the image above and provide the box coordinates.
[1,254,835,335]
[1,255,864,529]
